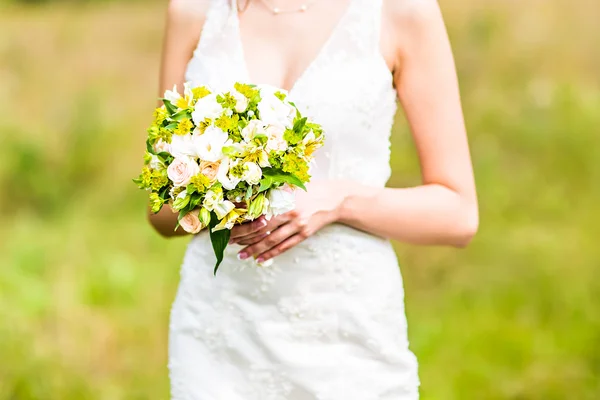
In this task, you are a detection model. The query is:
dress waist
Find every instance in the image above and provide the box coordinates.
[187,223,395,264]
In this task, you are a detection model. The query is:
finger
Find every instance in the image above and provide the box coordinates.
[230,215,286,244]
[236,232,270,246]
[256,233,305,263]
[237,222,298,260]
[230,216,267,240]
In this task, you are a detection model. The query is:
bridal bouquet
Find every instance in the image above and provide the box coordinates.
[134,82,324,273]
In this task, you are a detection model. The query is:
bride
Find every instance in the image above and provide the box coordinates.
[149,0,478,398]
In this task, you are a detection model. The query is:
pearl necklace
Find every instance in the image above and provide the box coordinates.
[255,0,318,15]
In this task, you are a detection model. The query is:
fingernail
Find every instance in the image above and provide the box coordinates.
[260,220,267,227]
[256,257,264,263]
[238,252,248,260]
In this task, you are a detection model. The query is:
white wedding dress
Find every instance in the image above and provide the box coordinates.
[168,0,420,398]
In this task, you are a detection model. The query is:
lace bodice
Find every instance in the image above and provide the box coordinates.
[185,0,397,185]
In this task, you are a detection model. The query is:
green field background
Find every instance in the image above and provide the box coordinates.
[1,0,599,398]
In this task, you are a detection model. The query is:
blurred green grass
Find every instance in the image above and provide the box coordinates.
[0,0,599,399]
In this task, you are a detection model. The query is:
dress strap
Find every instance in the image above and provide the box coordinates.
[356,0,384,57]
[193,0,232,57]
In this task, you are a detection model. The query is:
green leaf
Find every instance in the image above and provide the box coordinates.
[165,122,178,130]
[157,151,174,164]
[293,117,307,134]
[186,183,197,196]
[209,212,231,275]
[158,186,170,200]
[189,193,203,209]
[146,139,155,154]
[132,177,144,188]
[170,109,192,121]
[261,168,307,191]
[163,100,177,116]
[258,176,274,193]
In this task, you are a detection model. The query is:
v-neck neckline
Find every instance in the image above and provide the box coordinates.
[232,0,355,95]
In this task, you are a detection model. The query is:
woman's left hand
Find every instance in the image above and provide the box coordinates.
[230,182,347,263]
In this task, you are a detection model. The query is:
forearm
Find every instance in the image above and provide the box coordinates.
[336,183,478,247]
[148,206,189,238]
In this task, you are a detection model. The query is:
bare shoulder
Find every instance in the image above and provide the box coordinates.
[383,0,443,29]
[160,0,213,92]
[166,0,212,39]
[382,0,448,70]
[167,0,212,19]
[163,0,213,53]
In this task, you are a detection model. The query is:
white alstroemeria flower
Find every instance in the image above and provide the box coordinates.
[183,82,194,100]
[242,162,262,185]
[212,208,244,232]
[194,126,228,162]
[213,200,236,220]
[302,129,316,145]
[241,119,267,142]
[231,89,249,113]
[203,189,223,212]
[216,158,242,190]
[170,134,197,158]
[256,86,296,128]
[164,84,181,104]
[266,185,296,219]
[265,124,288,152]
[191,93,224,124]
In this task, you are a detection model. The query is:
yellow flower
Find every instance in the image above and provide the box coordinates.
[190,173,211,193]
[175,118,193,136]
[233,83,259,100]
[215,113,240,134]
[153,106,168,125]
[150,169,169,191]
[192,86,211,100]
[282,153,310,182]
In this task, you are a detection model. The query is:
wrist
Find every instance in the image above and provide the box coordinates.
[331,182,362,224]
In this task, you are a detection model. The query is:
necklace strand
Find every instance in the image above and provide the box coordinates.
[255,0,319,15]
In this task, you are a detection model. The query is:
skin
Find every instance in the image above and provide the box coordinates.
[150,0,479,262]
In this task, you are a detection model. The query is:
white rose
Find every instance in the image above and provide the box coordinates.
[265,124,288,152]
[167,157,200,187]
[232,89,249,113]
[241,119,266,142]
[242,162,262,185]
[216,157,242,190]
[179,209,203,234]
[191,93,224,124]
[194,126,228,162]
[170,134,196,159]
[266,186,296,218]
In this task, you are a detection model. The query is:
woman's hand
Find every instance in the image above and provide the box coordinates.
[229,182,347,263]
